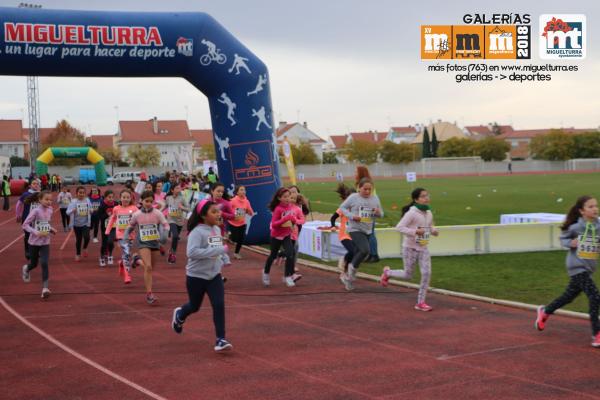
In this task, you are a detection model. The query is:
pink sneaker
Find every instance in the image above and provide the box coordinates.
[83,250,88,258]
[380,266,391,287]
[414,303,433,312]
[535,305,549,331]
[592,333,600,348]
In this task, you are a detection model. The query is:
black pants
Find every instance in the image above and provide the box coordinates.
[28,245,49,287]
[2,195,8,211]
[229,225,246,254]
[179,274,226,339]
[341,238,356,264]
[59,208,70,229]
[91,214,100,238]
[264,236,295,277]
[101,228,115,257]
[23,231,30,260]
[169,223,183,252]
[546,271,600,335]
[349,231,370,270]
[73,226,90,255]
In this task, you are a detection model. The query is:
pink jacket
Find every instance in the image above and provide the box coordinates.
[290,204,306,241]
[105,204,139,239]
[229,196,254,227]
[22,205,54,246]
[270,203,295,239]
[395,206,435,251]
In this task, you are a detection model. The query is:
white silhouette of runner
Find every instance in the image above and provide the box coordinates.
[247,74,267,96]
[218,93,237,126]
[214,134,230,161]
[228,53,251,75]
[227,183,235,198]
[252,106,272,131]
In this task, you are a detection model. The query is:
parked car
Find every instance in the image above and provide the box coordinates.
[110,171,142,184]
[62,176,76,185]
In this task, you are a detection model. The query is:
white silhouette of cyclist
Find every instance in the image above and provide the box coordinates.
[218,93,237,126]
[200,39,227,66]
[247,74,267,96]
[214,133,230,161]
[252,106,271,131]
[228,53,251,75]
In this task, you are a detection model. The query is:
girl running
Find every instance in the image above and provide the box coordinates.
[97,190,116,267]
[262,187,300,287]
[16,179,41,261]
[228,185,254,260]
[339,177,383,291]
[330,184,356,273]
[89,186,103,243]
[124,190,169,304]
[535,196,600,347]
[208,182,234,266]
[56,186,72,232]
[288,188,306,278]
[164,183,190,264]
[380,188,439,311]
[21,191,57,299]
[171,200,232,352]
[105,189,138,284]
[67,186,92,261]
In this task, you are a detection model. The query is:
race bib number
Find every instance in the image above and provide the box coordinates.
[117,214,132,230]
[91,203,99,213]
[208,235,223,248]
[168,206,181,218]
[77,203,88,217]
[35,220,51,236]
[358,206,374,223]
[139,224,159,242]
[577,235,600,260]
[235,207,246,219]
[417,228,431,247]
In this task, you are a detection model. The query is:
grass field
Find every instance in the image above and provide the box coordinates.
[297,172,600,226]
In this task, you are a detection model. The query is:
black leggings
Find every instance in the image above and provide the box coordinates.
[73,226,90,255]
[170,223,183,252]
[178,274,226,339]
[341,238,356,264]
[229,225,246,254]
[27,245,49,287]
[264,236,295,277]
[59,208,70,229]
[101,228,115,257]
[23,231,30,260]
[546,271,600,335]
[349,231,370,270]
[91,214,100,238]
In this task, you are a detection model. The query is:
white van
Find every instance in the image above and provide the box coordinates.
[110,171,142,184]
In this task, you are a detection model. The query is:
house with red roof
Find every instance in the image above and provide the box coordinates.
[324,134,350,163]
[0,120,28,159]
[90,134,115,151]
[190,129,214,165]
[464,124,514,140]
[386,126,419,143]
[275,121,327,160]
[499,127,597,160]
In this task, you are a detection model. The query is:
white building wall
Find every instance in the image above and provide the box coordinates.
[119,142,194,169]
[0,143,26,158]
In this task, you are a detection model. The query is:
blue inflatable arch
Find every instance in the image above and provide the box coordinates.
[0,7,281,243]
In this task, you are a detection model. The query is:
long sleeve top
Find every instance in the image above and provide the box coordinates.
[185,224,227,280]
[270,202,295,239]
[395,206,434,251]
[105,204,138,240]
[560,217,600,276]
[22,205,54,246]
[57,192,72,209]
[339,193,383,234]
[229,195,254,227]
[165,194,190,226]
[290,204,306,241]
[66,198,92,227]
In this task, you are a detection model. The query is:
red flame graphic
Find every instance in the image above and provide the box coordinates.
[245,149,259,166]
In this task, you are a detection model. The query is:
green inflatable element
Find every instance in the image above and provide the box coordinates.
[36,147,107,185]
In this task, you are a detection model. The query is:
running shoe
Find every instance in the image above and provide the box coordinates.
[75,255,81,262]
[146,292,157,305]
[380,266,391,287]
[167,253,176,264]
[233,253,242,260]
[107,256,114,265]
[159,245,166,256]
[172,307,183,334]
[83,250,88,258]
[262,273,270,287]
[214,338,233,352]
[21,264,30,283]
[118,260,125,276]
[292,273,303,283]
[99,257,106,267]
[340,272,353,291]
[592,333,600,348]
[41,288,51,299]
[535,305,549,331]
[285,276,295,287]
[124,270,132,284]
[414,303,433,312]
[92,238,99,244]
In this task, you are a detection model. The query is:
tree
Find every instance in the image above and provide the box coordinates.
[430,127,439,157]
[127,144,161,167]
[322,151,339,164]
[101,147,128,167]
[379,141,414,164]
[473,137,510,161]
[344,140,379,164]
[438,137,475,157]
[422,128,431,158]
[10,156,29,167]
[198,142,216,161]
[490,122,503,136]
[41,119,88,166]
[294,143,320,165]
[530,130,575,161]
[573,132,600,159]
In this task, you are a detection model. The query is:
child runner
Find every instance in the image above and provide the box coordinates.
[124,190,169,304]
[228,185,254,259]
[338,177,383,291]
[97,190,116,267]
[16,179,41,261]
[171,200,232,352]
[380,188,439,311]
[262,187,299,287]
[164,183,190,264]
[208,182,234,266]
[56,186,72,232]
[535,195,600,347]
[105,189,138,284]
[67,186,92,261]
[89,186,103,243]
[330,184,356,274]
[288,188,306,279]
[21,191,57,299]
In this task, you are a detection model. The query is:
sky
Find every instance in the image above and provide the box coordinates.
[0,0,598,138]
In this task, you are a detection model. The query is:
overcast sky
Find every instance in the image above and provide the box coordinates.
[0,0,598,137]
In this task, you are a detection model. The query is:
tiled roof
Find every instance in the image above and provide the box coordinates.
[90,135,115,150]
[276,123,297,138]
[0,120,26,142]
[329,135,348,149]
[190,129,213,147]
[118,120,193,143]
[349,131,387,144]
[390,126,418,134]
[465,125,492,135]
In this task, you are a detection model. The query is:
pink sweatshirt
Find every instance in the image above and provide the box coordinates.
[395,206,435,251]
[22,205,54,246]
[290,204,306,241]
[229,195,254,227]
[270,202,296,239]
[105,204,139,239]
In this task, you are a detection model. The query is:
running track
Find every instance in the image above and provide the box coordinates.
[1,206,599,399]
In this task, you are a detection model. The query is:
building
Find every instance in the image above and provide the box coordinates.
[412,121,465,144]
[90,134,116,151]
[116,117,195,170]
[386,126,419,143]
[464,124,514,140]
[347,131,388,146]
[190,129,214,166]
[275,122,327,160]
[0,120,28,159]
[325,134,349,163]
[499,127,597,160]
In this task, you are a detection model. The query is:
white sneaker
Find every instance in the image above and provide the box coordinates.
[107,256,114,265]
[285,276,296,287]
[41,288,51,299]
[340,272,353,291]
[22,264,30,283]
[92,238,99,243]
[99,257,106,267]
[262,273,270,287]
[233,253,242,260]
[337,257,346,272]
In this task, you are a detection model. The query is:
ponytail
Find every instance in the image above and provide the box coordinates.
[561,195,593,231]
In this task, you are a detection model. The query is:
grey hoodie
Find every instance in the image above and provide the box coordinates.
[560,217,600,276]
[186,223,227,280]
[339,193,383,234]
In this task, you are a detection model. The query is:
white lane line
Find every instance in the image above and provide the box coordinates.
[0,216,17,227]
[0,296,168,400]
[60,230,72,251]
[0,234,24,254]
[436,341,546,361]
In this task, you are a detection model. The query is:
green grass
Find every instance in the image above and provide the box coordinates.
[298,172,600,226]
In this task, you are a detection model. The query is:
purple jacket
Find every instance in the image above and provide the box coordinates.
[22,205,54,246]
